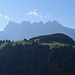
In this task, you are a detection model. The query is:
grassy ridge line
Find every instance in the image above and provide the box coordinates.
[0,40,30,49]
[0,43,8,49]
[0,40,68,49]
[12,40,30,46]
[41,42,68,48]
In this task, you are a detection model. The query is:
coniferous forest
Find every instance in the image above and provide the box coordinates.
[0,33,74,75]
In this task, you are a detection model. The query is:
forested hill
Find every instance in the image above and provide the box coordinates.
[0,33,74,75]
[30,33,75,45]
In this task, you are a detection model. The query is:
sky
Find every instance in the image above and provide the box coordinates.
[0,0,75,31]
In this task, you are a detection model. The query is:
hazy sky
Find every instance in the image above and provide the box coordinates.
[0,0,75,30]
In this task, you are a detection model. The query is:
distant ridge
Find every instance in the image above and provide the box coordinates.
[0,20,75,40]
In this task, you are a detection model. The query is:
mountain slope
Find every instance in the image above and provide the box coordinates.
[0,20,75,40]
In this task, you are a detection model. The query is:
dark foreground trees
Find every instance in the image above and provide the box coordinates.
[0,43,74,75]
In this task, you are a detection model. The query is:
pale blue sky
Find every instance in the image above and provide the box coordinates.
[0,0,75,31]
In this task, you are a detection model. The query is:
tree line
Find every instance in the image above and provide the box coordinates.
[0,42,74,75]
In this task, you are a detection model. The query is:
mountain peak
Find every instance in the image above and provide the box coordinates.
[45,21,52,24]
[52,20,59,24]
[52,20,63,27]
[8,21,19,25]
[38,21,44,24]
[21,21,31,25]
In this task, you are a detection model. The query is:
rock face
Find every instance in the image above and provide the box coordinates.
[0,20,75,40]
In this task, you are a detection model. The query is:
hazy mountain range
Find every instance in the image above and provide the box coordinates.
[0,20,75,41]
